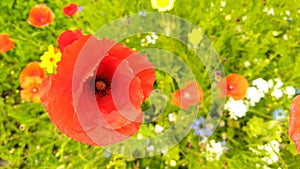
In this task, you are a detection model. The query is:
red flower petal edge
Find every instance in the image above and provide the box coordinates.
[288,95,300,154]
[171,80,204,110]
[0,34,14,53]
[40,35,156,146]
[63,3,79,17]
[19,61,46,86]
[218,73,249,100]
[57,29,83,52]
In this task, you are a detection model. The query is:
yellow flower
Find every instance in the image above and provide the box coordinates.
[40,45,62,74]
[188,28,203,45]
[151,0,175,12]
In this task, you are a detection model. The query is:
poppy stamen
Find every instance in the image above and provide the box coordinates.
[96,80,106,91]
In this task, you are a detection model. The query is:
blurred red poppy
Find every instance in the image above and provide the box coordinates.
[0,34,14,53]
[39,35,156,146]
[57,29,83,52]
[172,80,204,110]
[289,95,300,154]
[218,73,249,100]
[19,61,46,87]
[27,4,54,28]
[63,3,79,17]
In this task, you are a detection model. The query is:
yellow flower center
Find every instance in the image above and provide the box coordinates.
[156,0,170,8]
[32,87,38,93]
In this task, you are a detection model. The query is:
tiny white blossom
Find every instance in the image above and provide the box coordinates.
[168,113,176,122]
[268,8,275,16]
[251,140,280,165]
[252,78,269,93]
[286,10,291,16]
[283,34,288,40]
[154,124,164,133]
[272,89,283,99]
[170,160,176,167]
[225,97,248,120]
[246,87,262,106]
[284,86,296,98]
[206,140,223,161]
[242,16,247,21]
[146,145,154,152]
[221,1,226,7]
[243,61,251,68]
[272,31,279,36]
[151,32,158,40]
[268,79,274,88]
[274,78,283,89]
[141,38,147,46]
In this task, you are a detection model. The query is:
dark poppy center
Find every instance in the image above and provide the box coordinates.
[94,75,110,97]
[96,80,106,91]
[228,85,234,90]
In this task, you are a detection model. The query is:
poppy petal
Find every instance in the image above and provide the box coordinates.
[0,34,14,53]
[19,61,46,87]
[288,95,300,154]
[63,3,79,17]
[57,30,83,52]
[172,80,203,110]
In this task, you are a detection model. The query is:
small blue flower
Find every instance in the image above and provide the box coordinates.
[220,140,227,146]
[102,150,112,158]
[190,116,205,129]
[139,10,147,17]
[296,88,300,95]
[272,108,286,120]
[191,116,214,139]
[146,145,154,152]
[78,6,84,12]
[287,17,293,23]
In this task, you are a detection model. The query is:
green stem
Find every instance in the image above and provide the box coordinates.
[248,109,273,120]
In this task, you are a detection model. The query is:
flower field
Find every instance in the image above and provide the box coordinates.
[1,0,300,168]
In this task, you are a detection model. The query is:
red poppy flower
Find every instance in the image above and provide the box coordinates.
[19,61,46,87]
[57,29,83,52]
[63,3,79,17]
[289,95,300,154]
[171,80,204,110]
[39,35,156,146]
[27,4,54,28]
[218,73,249,100]
[0,34,14,53]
